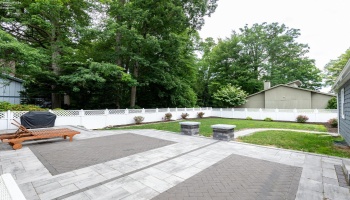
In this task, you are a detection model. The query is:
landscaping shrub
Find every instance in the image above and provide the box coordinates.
[134,116,144,124]
[246,116,253,120]
[326,97,337,109]
[0,101,45,111]
[164,113,172,121]
[296,115,309,123]
[264,117,273,122]
[328,118,338,128]
[181,113,189,119]
[197,112,205,118]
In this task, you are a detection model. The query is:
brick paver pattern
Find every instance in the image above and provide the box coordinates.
[29,133,175,175]
[153,154,302,200]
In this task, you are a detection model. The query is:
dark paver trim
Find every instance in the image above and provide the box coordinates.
[335,165,350,188]
[152,154,303,200]
[55,140,220,200]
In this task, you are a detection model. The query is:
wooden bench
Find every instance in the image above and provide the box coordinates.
[0,120,80,150]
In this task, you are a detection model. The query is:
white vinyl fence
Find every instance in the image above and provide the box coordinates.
[0,108,337,130]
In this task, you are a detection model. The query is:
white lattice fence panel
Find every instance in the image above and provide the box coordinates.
[260,109,276,112]
[318,109,337,113]
[0,112,6,119]
[278,109,295,113]
[158,108,168,112]
[129,109,142,113]
[85,110,105,115]
[145,109,157,113]
[109,109,125,114]
[52,110,79,116]
[177,108,185,111]
[0,176,11,200]
[245,108,260,112]
[296,109,316,113]
[12,111,27,119]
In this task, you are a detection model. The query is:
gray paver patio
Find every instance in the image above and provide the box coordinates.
[28,133,175,175]
[0,127,350,200]
[152,154,302,200]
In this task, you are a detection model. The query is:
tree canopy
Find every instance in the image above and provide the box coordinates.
[324,48,350,87]
[196,23,323,106]
[0,2,325,109]
[212,84,248,107]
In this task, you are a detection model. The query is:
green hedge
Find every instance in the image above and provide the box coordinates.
[0,101,45,111]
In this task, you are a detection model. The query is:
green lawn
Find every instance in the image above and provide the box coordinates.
[107,118,327,137]
[238,131,350,158]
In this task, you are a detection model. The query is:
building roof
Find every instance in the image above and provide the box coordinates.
[0,74,24,83]
[285,80,302,87]
[248,82,335,98]
[332,59,350,92]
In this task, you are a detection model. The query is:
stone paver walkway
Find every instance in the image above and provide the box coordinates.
[0,127,349,200]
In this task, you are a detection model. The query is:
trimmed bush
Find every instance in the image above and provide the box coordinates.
[164,113,172,121]
[181,113,189,119]
[246,117,253,120]
[326,97,337,109]
[134,116,144,124]
[296,115,309,123]
[197,112,205,118]
[264,117,273,122]
[328,118,338,128]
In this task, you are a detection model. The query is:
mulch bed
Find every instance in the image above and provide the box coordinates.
[322,122,338,133]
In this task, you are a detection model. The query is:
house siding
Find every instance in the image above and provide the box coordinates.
[339,79,350,144]
[0,78,23,104]
[265,86,311,109]
[238,93,264,108]
[311,93,333,109]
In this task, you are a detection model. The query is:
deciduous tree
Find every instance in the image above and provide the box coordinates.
[212,84,248,107]
[324,48,350,87]
[1,0,91,108]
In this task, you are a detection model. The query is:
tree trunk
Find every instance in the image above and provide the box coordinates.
[51,92,62,108]
[51,25,61,109]
[130,62,138,107]
[115,0,125,108]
